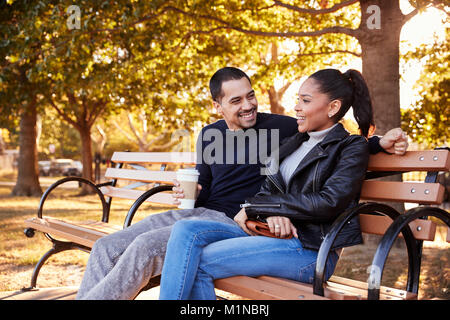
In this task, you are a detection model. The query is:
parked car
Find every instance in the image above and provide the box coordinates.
[63,160,83,177]
[38,161,51,176]
[48,159,74,176]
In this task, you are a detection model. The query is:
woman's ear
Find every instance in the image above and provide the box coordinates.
[328,100,341,118]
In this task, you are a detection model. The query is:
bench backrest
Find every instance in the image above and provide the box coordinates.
[101,152,196,207]
[359,150,449,241]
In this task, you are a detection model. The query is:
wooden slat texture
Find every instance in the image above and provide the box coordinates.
[215,275,415,300]
[104,168,177,183]
[328,276,417,300]
[360,181,444,204]
[214,276,328,300]
[359,214,436,241]
[367,150,450,172]
[111,152,196,165]
[100,186,176,206]
[24,217,118,248]
[447,228,450,243]
[258,276,360,300]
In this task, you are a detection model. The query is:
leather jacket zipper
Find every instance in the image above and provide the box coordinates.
[313,161,320,193]
[240,203,281,209]
[267,174,284,194]
[320,223,325,240]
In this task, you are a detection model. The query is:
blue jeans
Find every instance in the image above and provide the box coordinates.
[159,220,339,300]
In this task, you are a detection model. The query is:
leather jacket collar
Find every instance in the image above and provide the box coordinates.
[267,123,351,192]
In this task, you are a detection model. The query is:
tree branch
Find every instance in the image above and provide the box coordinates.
[166,6,358,38]
[45,94,80,130]
[402,8,419,24]
[298,49,361,58]
[112,119,136,143]
[273,0,359,15]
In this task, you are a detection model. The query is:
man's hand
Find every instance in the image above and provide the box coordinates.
[172,179,202,206]
[379,128,409,155]
[233,208,257,236]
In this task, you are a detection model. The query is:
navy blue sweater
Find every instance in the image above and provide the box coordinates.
[194,112,384,219]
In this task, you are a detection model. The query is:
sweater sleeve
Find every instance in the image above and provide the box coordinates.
[368,135,387,155]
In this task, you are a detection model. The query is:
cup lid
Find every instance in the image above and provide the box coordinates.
[177,168,199,175]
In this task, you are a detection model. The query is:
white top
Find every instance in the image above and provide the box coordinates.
[279,124,337,185]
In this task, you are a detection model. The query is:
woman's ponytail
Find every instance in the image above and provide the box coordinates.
[309,68,374,138]
[342,70,374,138]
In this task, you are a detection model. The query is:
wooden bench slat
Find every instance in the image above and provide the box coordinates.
[359,214,436,241]
[24,217,117,248]
[360,181,444,204]
[100,186,176,206]
[328,276,417,300]
[104,168,177,184]
[368,150,450,172]
[214,276,329,300]
[111,152,196,165]
[257,276,360,300]
[215,275,415,300]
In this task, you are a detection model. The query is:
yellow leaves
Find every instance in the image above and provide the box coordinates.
[6,55,19,63]
[81,61,94,78]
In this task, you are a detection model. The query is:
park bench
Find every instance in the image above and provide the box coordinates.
[23,151,195,291]
[23,149,449,300]
[214,148,450,300]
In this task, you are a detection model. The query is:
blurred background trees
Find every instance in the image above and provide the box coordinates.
[0,0,447,196]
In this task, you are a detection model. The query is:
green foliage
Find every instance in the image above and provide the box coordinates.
[38,111,81,160]
[1,0,446,150]
[401,38,449,147]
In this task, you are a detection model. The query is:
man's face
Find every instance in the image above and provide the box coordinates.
[213,78,258,130]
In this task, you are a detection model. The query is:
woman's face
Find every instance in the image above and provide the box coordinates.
[294,77,340,133]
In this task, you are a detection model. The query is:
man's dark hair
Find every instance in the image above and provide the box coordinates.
[209,67,252,103]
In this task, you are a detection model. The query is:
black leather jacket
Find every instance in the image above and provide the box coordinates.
[244,123,369,250]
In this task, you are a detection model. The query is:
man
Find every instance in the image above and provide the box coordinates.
[76,67,408,299]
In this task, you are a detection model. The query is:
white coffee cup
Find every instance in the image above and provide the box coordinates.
[176,168,200,209]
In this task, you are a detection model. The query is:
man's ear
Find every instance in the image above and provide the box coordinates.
[213,100,223,115]
[328,100,341,118]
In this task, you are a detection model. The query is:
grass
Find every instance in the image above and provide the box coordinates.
[0,183,167,292]
[0,180,448,299]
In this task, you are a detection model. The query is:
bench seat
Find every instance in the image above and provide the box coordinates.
[215,275,417,300]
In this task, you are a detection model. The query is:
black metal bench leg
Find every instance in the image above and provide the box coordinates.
[22,239,76,291]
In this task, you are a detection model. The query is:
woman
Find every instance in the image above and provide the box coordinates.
[159,68,373,300]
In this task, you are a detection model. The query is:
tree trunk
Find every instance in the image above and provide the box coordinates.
[268,86,286,115]
[78,125,94,194]
[12,99,42,196]
[359,0,403,135]
[358,1,406,218]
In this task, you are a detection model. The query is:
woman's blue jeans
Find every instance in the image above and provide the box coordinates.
[159,219,339,300]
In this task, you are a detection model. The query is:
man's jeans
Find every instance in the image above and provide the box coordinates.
[76,207,234,300]
[159,220,339,300]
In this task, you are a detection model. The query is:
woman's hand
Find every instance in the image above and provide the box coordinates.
[172,179,202,206]
[266,216,298,238]
[233,208,256,236]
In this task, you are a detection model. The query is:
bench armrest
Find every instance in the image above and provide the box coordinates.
[36,177,109,222]
[123,185,174,228]
[313,202,403,297]
[368,206,450,300]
